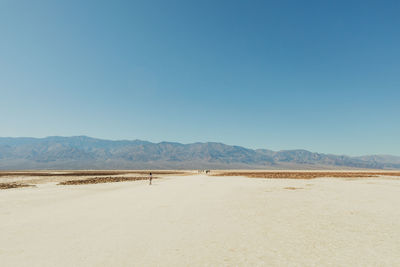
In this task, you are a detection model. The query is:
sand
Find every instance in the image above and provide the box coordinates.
[1,174,400,266]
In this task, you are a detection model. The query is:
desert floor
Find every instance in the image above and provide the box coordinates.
[1,172,400,266]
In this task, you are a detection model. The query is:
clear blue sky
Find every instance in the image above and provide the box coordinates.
[1,0,399,156]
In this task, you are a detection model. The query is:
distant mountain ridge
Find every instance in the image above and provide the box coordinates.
[0,136,399,170]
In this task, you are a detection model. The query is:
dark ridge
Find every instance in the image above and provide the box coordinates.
[0,136,399,170]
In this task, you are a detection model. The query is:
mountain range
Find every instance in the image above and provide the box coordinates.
[0,136,399,170]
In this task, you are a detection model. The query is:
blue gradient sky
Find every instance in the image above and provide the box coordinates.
[1,0,399,155]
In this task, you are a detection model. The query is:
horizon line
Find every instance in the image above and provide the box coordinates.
[1,135,398,158]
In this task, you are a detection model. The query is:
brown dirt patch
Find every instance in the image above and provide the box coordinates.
[0,183,35,190]
[212,171,400,179]
[58,176,155,185]
[284,187,303,190]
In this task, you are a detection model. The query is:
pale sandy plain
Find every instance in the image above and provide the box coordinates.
[1,172,400,266]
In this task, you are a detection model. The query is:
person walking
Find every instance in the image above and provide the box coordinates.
[149,172,153,185]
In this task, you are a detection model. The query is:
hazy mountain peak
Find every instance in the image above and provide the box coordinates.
[0,136,399,170]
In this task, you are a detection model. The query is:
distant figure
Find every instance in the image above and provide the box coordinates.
[149,172,153,185]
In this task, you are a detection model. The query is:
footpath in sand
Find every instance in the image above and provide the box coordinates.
[1,174,400,266]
